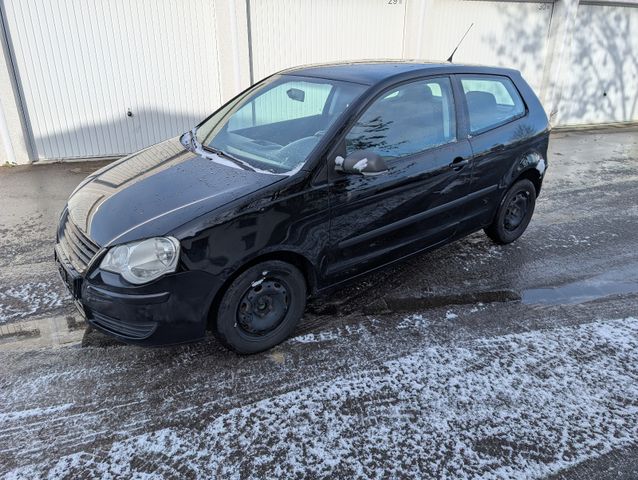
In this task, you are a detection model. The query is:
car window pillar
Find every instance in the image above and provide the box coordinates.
[450,74,472,140]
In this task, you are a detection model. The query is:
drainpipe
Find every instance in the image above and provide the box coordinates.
[0,99,16,165]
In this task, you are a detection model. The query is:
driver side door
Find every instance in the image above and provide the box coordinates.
[325,76,473,283]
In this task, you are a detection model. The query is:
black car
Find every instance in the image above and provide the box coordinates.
[55,61,549,353]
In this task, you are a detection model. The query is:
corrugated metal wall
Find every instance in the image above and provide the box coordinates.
[1,0,223,160]
[417,0,554,94]
[1,0,637,161]
[248,0,407,81]
[557,3,638,125]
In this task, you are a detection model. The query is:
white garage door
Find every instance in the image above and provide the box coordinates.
[556,3,638,126]
[417,0,554,94]
[248,0,407,81]
[1,0,222,160]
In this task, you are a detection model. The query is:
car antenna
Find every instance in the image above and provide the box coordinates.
[447,23,474,63]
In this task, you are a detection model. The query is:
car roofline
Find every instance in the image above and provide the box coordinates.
[276,60,522,87]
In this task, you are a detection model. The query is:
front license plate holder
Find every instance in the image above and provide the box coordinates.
[55,251,82,300]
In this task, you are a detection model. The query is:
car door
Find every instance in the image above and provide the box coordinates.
[325,76,474,282]
[454,74,529,228]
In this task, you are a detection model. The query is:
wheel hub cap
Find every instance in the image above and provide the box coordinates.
[504,191,529,231]
[237,279,289,335]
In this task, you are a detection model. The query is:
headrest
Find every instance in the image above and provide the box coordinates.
[466,91,497,109]
[398,84,434,104]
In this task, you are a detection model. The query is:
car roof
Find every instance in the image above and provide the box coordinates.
[280,60,519,86]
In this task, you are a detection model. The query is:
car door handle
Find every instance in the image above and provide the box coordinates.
[449,157,469,171]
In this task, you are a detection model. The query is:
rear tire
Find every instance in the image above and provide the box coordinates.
[214,260,306,354]
[484,179,537,244]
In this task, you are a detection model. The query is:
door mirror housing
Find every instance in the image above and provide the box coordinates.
[335,150,388,176]
[286,88,305,102]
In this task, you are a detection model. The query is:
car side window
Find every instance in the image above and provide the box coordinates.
[345,77,456,159]
[460,75,525,134]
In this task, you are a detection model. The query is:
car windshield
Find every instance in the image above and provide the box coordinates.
[193,75,366,174]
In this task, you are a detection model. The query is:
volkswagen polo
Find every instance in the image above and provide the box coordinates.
[55,61,549,353]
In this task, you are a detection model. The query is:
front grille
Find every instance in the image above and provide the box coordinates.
[90,311,157,340]
[58,215,100,273]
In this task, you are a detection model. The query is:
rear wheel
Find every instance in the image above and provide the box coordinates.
[484,179,537,244]
[214,260,306,354]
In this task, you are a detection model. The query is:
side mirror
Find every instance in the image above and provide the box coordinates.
[335,150,388,176]
[286,88,305,102]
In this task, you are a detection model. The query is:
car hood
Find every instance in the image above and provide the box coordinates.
[66,137,285,246]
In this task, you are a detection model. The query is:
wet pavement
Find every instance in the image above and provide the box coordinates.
[0,127,637,478]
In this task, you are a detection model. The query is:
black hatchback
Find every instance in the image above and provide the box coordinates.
[55,61,549,353]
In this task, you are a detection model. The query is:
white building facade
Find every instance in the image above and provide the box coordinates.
[0,0,636,164]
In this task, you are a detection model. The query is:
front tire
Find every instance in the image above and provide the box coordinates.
[484,179,537,244]
[214,260,306,354]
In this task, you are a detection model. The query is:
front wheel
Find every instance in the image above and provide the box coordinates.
[484,179,537,244]
[214,260,306,354]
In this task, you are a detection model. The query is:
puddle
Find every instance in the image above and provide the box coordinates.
[0,315,86,351]
[523,266,638,306]
[384,289,521,313]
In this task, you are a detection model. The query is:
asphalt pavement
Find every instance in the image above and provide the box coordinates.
[0,127,637,479]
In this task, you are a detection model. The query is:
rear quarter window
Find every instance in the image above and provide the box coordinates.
[460,75,526,134]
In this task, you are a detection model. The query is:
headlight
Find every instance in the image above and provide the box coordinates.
[100,237,180,285]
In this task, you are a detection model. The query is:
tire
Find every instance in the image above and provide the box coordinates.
[213,260,306,354]
[484,179,537,244]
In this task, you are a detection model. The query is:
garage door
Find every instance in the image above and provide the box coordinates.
[556,3,638,126]
[1,0,222,160]
[416,0,554,94]
[248,0,406,81]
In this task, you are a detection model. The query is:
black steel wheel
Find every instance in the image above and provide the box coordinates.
[214,260,306,354]
[237,278,290,336]
[484,179,537,244]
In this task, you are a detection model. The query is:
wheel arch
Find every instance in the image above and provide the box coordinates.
[510,149,546,196]
[513,168,542,196]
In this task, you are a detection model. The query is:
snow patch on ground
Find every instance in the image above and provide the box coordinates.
[0,281,69,324]
[8,317,638,479]
[469,302,486,313]
[0,403,73,423]
[396,313,428,330]
[291,321,374,344]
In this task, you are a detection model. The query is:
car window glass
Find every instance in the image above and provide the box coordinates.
[460,75,525,134]
[228,81,333,130]
[345,77,456,159]
[196,75,365,174]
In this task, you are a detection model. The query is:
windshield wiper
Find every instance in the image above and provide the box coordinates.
[201,144,257,172]
[189,127,256,172]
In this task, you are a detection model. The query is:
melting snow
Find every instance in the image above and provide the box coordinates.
[0,403,73,423]
[291,322,373,344]
[0,281,68,324]
[396,313,428,330]
[7,317,638,478]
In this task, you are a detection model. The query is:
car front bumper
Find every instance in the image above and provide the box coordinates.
[55,245,222,346]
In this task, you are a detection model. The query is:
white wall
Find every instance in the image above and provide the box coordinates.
[248,0,407,80]
[412,0,554,93]
[557,3,638,125]
[1,0,637,163]
[2,0,228,159]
